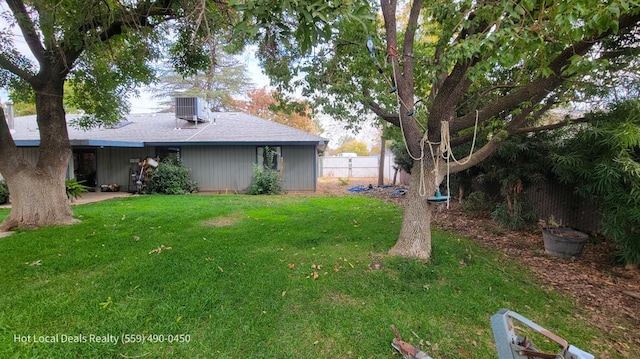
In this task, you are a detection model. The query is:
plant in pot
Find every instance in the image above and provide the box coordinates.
[538,215,589,259]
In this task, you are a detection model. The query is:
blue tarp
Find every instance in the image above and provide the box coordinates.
[348,185,371,193]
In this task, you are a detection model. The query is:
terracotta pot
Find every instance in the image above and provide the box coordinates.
[542,227,589,259]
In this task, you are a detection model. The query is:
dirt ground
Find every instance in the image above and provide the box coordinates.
[312,177,640,358]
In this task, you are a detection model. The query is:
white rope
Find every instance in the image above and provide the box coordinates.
[440,110,480,166]
[387,50,480,201]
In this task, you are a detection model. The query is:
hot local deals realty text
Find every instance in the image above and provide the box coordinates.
[14,334,119,344]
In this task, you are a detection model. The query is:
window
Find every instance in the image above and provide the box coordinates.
[257,146,281,170]
[156,147,181,161]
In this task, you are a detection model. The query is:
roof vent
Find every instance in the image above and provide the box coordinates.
[175,97,210,122]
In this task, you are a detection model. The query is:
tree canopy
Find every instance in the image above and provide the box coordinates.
[257,0,640,259]
[231,87,320,133]
[0,0,369,230]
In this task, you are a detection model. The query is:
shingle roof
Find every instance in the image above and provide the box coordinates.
[10,112,329,148]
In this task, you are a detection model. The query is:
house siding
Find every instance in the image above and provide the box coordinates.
[281,146,317,191]
[3,145,320,193]
[181,145,255,192]
[181,145,319,192]
[95,147,151,191]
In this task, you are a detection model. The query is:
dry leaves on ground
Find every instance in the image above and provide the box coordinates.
[316,177,640,357]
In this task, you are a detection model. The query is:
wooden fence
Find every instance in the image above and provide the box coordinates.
[525,179,603,234]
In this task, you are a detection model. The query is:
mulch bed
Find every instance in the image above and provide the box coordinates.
[348,183,639,358]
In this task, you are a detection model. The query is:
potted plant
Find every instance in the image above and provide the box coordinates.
[538,215,589,259]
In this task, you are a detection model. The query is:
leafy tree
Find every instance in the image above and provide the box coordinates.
[333,138,370,156]
[231,87,320,134]
[259,0,640,259]
[0,0,360,230]
[552,100,640,267]
[152,49,253,111]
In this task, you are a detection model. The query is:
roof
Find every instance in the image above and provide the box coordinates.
[10,112,329,148]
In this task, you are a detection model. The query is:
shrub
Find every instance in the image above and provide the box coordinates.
[461,191,494,218]
[146,156,198,195]
[249,165,282,195]
[66,178,89,199]
[552,100,640,267]
[0,180,9,204]
[249,147,282,195]
[491,199,537,230]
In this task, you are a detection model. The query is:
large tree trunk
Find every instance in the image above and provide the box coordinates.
[0,80,76,231]
[389,161,439,260]
[0,169,75,230]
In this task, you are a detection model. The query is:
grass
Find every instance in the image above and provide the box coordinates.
[0,195,621,358]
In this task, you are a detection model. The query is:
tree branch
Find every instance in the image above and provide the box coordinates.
[0,107,23,175]
[513,117,590,134]
[367,100,400,126]
[5,0,47,66]
[451,13,640,135]
[62,0,178,67]
[0,53,35,81]
[401,0,423,83]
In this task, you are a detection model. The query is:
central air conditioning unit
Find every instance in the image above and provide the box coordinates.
[175,97,209,122]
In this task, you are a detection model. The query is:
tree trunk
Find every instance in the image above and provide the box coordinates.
[389,163,438,260]
[378,136,386,186]
[0,79,76,231]
[0,169,76,231]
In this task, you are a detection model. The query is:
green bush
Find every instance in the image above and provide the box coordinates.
[461,191,494,217]
[552,100,640,267]
[66,178,89,199]
[146,156,198,195]
[491,199,537,230]
[249,147,282,195]
[0,180,9,204]
[249,165,282,195]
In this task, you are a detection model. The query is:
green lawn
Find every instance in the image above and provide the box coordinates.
[0,195,619,358]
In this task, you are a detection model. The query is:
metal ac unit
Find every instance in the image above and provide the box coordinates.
[175,97,209,121]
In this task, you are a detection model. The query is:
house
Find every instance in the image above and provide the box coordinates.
[5,109,328,193]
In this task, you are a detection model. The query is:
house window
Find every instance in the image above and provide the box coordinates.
[156,147,181,162]
[257,146,281,170]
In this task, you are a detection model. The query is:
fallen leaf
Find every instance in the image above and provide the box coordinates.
[133,235,140,241]
[287,263,295,268]
[312,271,319,279]
[281,291,287,297]
[27,260,42,266]
[99,296,112,309]
[148,245,172,254]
